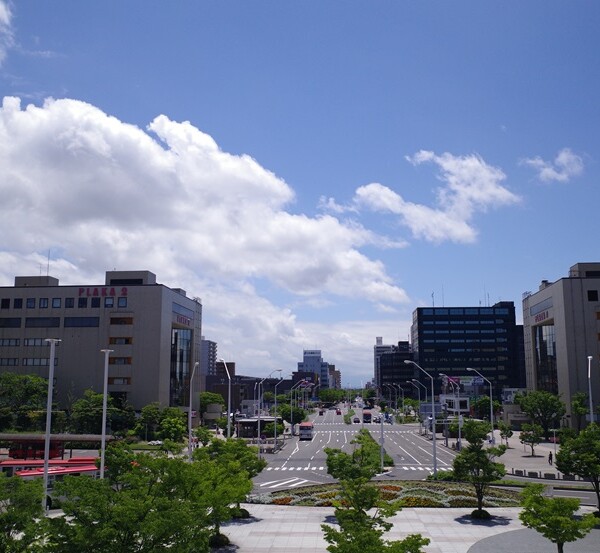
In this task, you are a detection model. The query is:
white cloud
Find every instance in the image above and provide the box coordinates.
[0,95,410,385]
[521,148,584,183]
[350,151,519,244]
[0,0,14,67]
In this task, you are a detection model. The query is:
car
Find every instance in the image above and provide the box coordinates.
[318,410,325,415]
[373,416,381,423]
[336,409,341,415]
[353,417,360,423]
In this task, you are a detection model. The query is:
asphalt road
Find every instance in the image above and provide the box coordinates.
[253,406,455,493]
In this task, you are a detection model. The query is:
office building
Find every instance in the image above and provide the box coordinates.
[201,337,218,376]
[0,270,203,413]
[374,336,394,389]
[378,340,412,400]
[522,262,600,424]
[297,349,331,389]
[410,301,525,399]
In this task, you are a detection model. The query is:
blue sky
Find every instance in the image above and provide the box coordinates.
[0,2,598,386]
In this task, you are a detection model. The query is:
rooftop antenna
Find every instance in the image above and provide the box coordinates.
[46,249,50,277]
[432,292,435,307]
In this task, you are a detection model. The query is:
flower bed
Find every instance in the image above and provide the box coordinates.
[247,481,521,508]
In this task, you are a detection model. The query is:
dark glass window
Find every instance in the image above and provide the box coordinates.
[91,297,101,308]
[78,297,88,308]
[25,317,60,328]
[117,297,127,308]
[26,298,35,308]
[0,298,9,309]
[64,317,100,328]
[39,298,49,309]
[13,298,22,309]
[0,318,21,328]
[105,297,114,308]
[52,298,61,308]
[65,298,74,308]
[588,290,599,302]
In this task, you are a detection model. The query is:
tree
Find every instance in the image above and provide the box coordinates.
[520,423,544,456]
[134,402,162,440]
[322,431,429,552]
[45,445,212,553]
[277,403,307,432]
[519,483,596,553]
[159,412,187,442]
[0,373,49,431]
[0,474,45,553]
[555,423,600,512]
[516,391,565,439]
[497,420,513,447]
[199,392,224,415]
[452,419,506,518]
[69,389,110,434]
[571,392,589,432]
[471,395,501,422]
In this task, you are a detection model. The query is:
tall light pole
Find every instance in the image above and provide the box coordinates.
[257,369,280,456]
[467,367,495,444]
[393,383,405,414]
[188,361,199,462]
[218,358,232,438]
[274,373,289,448]
[412,378,428,402]
[100,348,114,477]
[405,360,437,476]
[588,356,594,424]
[42,338,60,511]
[289,380,306,436]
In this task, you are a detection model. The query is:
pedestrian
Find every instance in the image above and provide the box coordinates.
[548,451,553,465]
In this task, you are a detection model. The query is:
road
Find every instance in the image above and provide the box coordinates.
[253,406,457,493]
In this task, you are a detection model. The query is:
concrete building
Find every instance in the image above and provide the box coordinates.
[297,349,331,389]
[378,340,412,400]
[522,262,600,425]
[201,337,217,376]
[374,336,394,389]
[410,301,525,399]
[0,270,203,414]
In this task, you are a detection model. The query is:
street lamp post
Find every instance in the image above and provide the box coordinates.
[588,356,594,424]
[187,361,199,461]
[441,374,461,450]
[405,360,437,476]
[467,368,495,444]
[274,373,290,448]
[218,358,232,438]
[289,380,306,436]
[393,383,405,414]
[257,369,281,456]
[100,348,114,477]
[42,338,60,511]
[407,380,422,433]
[412,378,428,402]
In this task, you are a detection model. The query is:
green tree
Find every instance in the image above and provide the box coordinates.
[45,446,212,553]
[322,431,429,552]
[0,373,49,431]
[555,423,600,512]
[520,423,544,456]
[134,402,162,440]
[519,483,596,553]
[199,392,224,416]
[571,392,589,432]
[194,425,213,446]
[277,403,307,433]
[497,420,513,447]
[69,389,110,434]
[0,474,45,553]
[516,391,565,439]
[471,395,501,422]
[452,419,506,518]
[159,413,187,442]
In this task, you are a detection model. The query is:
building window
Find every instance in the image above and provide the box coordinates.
[0,339,19,346]
[0,298,9,309]
[0,318,21,328]
[588,290,599,302]
[23,357,57,366]
[24,338,49,346]
[25,317,60,328]
[105,297,114,308]
[64,317,100,328]
[26,298,35,309]
[91,297,101,308]
[109,357,132,365]
[108,377,131,385]
[78,297,88,308]
[109,337,133,345]
[0,358,18,366]
[52,298,61,308]
[110,317,133,325]
[65,298,74,308]
[39,298,49,309]
[117,297,127,308]
[13,298,22,309]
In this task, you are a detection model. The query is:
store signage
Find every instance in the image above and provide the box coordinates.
[534,310,549,323]
[78,287,128,297]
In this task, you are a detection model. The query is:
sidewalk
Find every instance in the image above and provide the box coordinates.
[220,504,599,553]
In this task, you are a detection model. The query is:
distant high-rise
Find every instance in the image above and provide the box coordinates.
[298,349,331,389]
[410,301,525,399]
[374,336,394,388]
[201,337,217,376]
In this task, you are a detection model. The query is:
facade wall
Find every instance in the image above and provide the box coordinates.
[0,270,202,413]
[522,263,600,424]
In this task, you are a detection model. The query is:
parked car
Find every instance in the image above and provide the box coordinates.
[353,417,360,423]
[373,416,381,423]
[318,410,325,415]
[336,409,342,415]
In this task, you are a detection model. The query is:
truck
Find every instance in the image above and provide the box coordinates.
[362,410,372,423]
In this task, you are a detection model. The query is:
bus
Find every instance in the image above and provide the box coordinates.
[0,457,98,478]
[8,440,64,459]
[362,410,372,423]
[298,421,314,441]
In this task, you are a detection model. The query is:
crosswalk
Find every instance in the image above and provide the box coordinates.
[265,465,449,473]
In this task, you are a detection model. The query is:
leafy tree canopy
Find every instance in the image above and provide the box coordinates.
[516,391,565,439]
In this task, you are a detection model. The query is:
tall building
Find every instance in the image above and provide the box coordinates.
[0,270,203,413]
[410,301,525,399]
[522,262,600,425]
[378,341,413,400]
[297,349,331,389]
[201,337,217,376]
[374,336,394,389]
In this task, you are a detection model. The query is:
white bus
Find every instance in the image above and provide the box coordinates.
[298,421,314,440]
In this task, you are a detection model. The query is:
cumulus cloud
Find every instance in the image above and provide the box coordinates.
[0,96,410,383]
[521,148,584,183]
[0,0,14,67]
[347,151,520,244]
